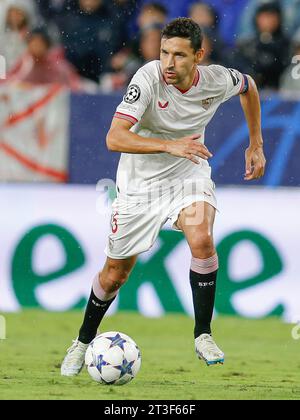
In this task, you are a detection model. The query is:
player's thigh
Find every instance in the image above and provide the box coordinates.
[106,197,165,259]
[177,201,216,251]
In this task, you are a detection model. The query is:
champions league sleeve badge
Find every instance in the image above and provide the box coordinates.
[124,85,141,104]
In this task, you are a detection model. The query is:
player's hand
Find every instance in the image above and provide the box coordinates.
[244,145,266,181]
[165,134,213,164]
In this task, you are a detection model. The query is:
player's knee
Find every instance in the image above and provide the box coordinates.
[189,231,214,258]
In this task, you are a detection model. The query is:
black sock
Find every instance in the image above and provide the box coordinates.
[78,290,116,344]
[190,269,218,338]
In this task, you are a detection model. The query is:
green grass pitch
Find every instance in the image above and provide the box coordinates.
[0,311,299,400]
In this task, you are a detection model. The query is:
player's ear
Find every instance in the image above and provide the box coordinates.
[195,48,205,64]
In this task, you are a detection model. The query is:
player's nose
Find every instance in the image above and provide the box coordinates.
[166,56,175,68]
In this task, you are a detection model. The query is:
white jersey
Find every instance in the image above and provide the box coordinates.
[114,60,247,196]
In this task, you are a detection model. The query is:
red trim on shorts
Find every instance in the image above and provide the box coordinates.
[114,112,138,125]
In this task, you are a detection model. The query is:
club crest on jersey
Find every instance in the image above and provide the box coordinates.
[158,100,169,109]
[201,97,214,110]
[124,84,141,104]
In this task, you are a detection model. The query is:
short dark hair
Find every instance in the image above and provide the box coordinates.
[161,18,203,52]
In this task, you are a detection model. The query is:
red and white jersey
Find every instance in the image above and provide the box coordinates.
[114,60,247,195]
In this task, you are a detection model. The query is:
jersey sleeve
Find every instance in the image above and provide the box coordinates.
[221,67,249,103]
[114,69,152,125]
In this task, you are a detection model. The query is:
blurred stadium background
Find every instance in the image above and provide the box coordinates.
[0,0,300,324]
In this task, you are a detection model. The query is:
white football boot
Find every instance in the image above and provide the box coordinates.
[61,339,89,377]
[195,334,225,366]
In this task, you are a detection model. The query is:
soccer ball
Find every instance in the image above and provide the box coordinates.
[85,332,141,385]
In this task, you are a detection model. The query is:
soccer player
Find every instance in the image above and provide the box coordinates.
[61,18,266,376]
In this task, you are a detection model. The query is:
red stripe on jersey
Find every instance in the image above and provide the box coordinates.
[193,69,200,87]
[161,66,200,93]
[239,75,246,94]
[174,69,200,94]
[114,112,138,125]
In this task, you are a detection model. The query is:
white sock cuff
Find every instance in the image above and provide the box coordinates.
[92,274,117,302]
[191,254,219,275]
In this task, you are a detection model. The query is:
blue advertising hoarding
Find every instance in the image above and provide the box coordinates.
[69,93,300,187]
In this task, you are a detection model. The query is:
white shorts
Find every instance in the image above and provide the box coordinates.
[104,178,217,259]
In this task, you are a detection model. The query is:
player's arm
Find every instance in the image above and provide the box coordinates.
[239,75,266,181]
[106,118,212,163]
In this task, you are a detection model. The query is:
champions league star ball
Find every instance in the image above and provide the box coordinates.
[85,332,141,385]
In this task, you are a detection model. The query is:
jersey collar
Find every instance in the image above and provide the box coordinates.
[175,69,200,94]
[162,68,200,94]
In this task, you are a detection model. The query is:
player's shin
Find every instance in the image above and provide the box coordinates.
[190,254,219,338]
[78,274,117,344]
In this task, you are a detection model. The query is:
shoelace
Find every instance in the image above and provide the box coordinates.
[64,341,87,366]
[201,336,222,356]
[67,340,80,354]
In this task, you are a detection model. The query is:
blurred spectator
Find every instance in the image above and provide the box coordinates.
[130,2,167,61]
[232,2,290,89]
[36,1,139,47]
[139,0,250,46]
[4,27,83,90]
[129,2,167,58]
[205,0,250,46]
[137,2,168,31]
[280,29,300,94]
[0,0,11,33]
[189,2,219,30]
[125,0,168,42]
[107,0,137,25]
[201,28,221,65]
[57,0,127,82]
[0,0,40,71]
[188,2,224,64]
[139,24,161,61]
[138,0,183,21]
[99,2,167,92]
[239,0,300,39]
[33,0,67,42]
[35,0,69,22]
[0,0,38,33]
[100,23,162,92]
